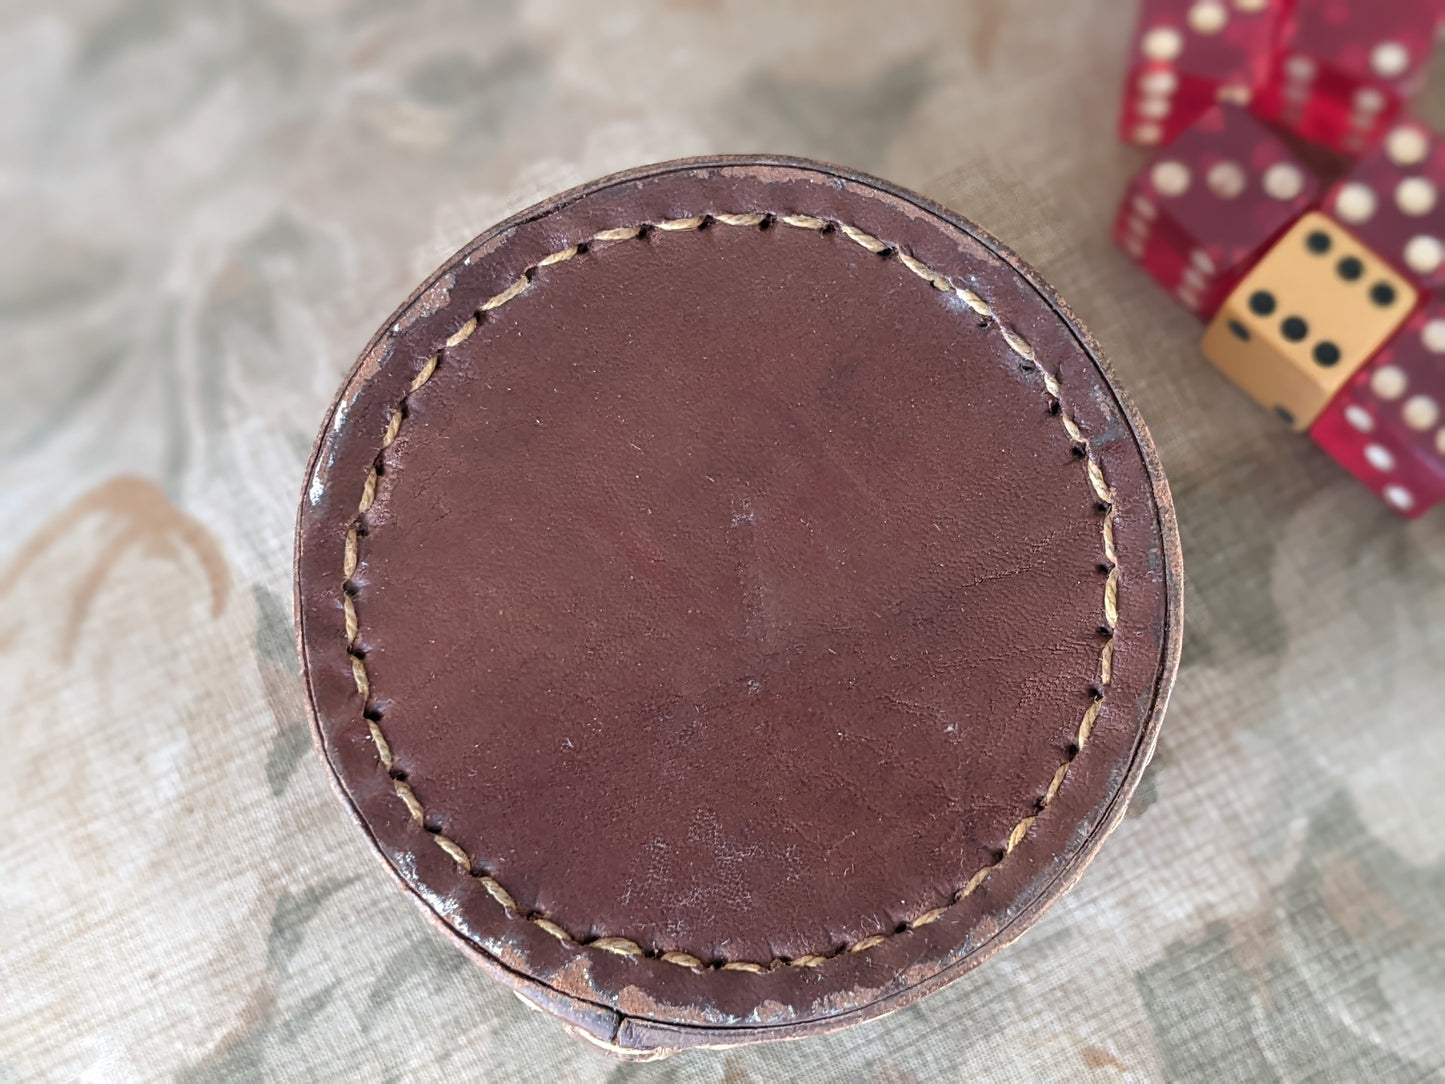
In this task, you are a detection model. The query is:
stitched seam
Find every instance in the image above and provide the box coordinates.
[341,211,1119,973]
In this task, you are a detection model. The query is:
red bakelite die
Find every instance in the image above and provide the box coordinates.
[1311,306,1445,517]
[1322,117,1445,290]
[1115,104,1320,317]
[1256,0,1440,154]
[1120,0,1287,148]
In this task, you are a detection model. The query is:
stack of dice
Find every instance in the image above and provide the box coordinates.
[1115,0,1445,517]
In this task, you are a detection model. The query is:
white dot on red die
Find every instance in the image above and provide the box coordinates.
[1395,177,1437,216]
[1189,248,1216,274]
[1208,161,1247,199]
[1263,163,1305,201]
[1436,429,1445,456]
[1353,86,1387,115]
[1404,235,1444,275]
[1384,484,1415,512]
[1143,27,1184,61]
[1140,70,1178,95]
[1138,97,1172,120]
[1188,1,1228,34]
[1371,41,1410,80]
[1152,160,1191,197]
[1285,55,1316,82]
[1423,319,1445,353]
[1345,405,1375,433]
[1133,123,1163,145]
[1334,182,1378,223]
[1365,443,1397,472]
[1233,0,1267,11]
[1386,125,1429,166]
[1371,365,1408,400]
[1132,194,1158,220]
[1403,395,1440,430]
[1217,84,1252,105]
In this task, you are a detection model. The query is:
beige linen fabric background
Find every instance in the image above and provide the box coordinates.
[2,1,1443,1080]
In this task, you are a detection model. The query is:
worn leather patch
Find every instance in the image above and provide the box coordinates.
[294,157,1183,1056]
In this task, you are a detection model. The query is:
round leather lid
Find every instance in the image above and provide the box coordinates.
[294,156,1182,1056]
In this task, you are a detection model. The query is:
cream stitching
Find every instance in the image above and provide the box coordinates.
[340,211,1118,974]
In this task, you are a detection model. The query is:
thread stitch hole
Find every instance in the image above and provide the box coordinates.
[574,241,590,256]
[1071,446,1087,459]
[758,214,774,230]
[1048,400,1062,415]
[363,706,383,722]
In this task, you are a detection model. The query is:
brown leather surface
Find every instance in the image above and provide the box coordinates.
[294,157,1182,1054]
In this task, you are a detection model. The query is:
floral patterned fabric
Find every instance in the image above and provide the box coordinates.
[2,1,1442,1080]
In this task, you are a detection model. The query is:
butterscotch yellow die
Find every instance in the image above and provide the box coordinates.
[1200,212,1419,430]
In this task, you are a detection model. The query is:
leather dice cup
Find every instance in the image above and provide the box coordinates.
[293,157,1184,1057]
